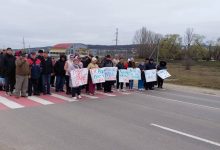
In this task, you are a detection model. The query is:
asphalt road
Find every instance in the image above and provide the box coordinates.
[0,86,220,150]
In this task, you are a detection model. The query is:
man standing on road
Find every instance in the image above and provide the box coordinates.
[14,53,30,98]
[145,58,156,90]
[41,51,53,95]
[0,50,6,91]
[3,48,16,95]
[54,55,66,92]
[37,49,44,93]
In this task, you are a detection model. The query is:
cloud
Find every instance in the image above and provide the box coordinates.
[0,0,220,48]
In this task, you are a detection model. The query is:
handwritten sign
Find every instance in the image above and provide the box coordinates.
[70,68,88,87]
[157,70,171,79]
[90,68,106,84]
[119,69,129,83]
[104,67,117,81]
[144,69,157,82]
[127,68,141,80]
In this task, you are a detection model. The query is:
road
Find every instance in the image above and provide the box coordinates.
[0,85,219,150]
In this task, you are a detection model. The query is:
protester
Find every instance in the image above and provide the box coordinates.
[54,55,66,92]
[102,55,114,93]
[0,50,6,91]
[41,51,53,95]
[37,49,44,93]
[64,54,74,95]
[112,55,120,67]
[157,61,167,88]
[27,52,41,96]
[50,57,56,87]
[14,53,30,98]
[128,58,136,90]
[87,57,99,95]
[138,61,145,91]
[116,57,125,91]
[69,56,83,100]
[3,48,16,95]
[95,56,103,91]
[145,58,156,90]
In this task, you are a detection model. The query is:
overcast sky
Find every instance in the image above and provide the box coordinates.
[0,0,220,49]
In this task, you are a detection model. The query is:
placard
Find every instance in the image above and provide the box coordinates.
[90,68,106,84]
[127,68,141,80]
[157,70,171,79]
[70,68,88,87]
[144,69,157,82]
[104,67,117,81]
[119,69,129,83]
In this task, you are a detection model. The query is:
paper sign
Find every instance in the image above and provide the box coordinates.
[90,68,106,84]
[119,69,129,83]
[104,67,117,81]
[127,68,141,80]
[71,68,88,87]
[157,70,171,79]
[144,69,157,82]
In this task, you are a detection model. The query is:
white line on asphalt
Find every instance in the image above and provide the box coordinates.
[28,96,54,105]
[0,96,24,109]
[95,91,116,97]
[112,89,131,95]
[81,94,98,99]
[51,93,78,102]
[151,123,220,147]
[134,91,220,111]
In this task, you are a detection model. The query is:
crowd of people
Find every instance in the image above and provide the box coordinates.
[0,48,167,99]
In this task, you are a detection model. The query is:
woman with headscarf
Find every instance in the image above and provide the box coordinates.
[64,54,74,95]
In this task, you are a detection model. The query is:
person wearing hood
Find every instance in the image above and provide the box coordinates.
[3,48,16,95]
[87,57,99,95]
[54,55,67,92]
[68,56,83,100]
[138,61,145,91]
[145,58,156,90]
[64,54,74,95]
[157,61,167,88]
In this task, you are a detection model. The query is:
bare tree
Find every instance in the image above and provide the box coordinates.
[133,27,162,59]
[184,28,194,70]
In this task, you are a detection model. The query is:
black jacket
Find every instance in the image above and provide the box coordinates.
[54,59,66,76]
[0,54,4,77]
[102,59,113,67]
[145,62,156,70]
[3,54,16,77]
[41,57,53,75]
[116,62,125,69]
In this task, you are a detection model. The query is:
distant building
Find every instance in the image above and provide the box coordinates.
[49,43,87,58]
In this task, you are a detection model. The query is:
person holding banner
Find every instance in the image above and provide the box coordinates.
[87,57,99,95]
[145,58,156,90]
[157,61,167,89]
[116,58,125,91]
[138,61,145,91]
[102,55,114,93]
[128,58,136,90]
[69,56,83,100]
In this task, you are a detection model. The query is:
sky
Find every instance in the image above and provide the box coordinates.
[0,0,220,49]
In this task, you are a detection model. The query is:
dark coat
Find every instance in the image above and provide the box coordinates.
[41,57,53,75]
[116,62,125,69]
[3,54,16,77]
[102,59,113,67]
[0,54,5,77]
[54,59,66,76]
[145,62,156,70]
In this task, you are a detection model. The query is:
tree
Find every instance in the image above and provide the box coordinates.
[133,27,162,59]
[184,28,195,70]
[159,34,182,60]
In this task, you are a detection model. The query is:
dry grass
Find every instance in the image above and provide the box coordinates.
[166,61,220,89]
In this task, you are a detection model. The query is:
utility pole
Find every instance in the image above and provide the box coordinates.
[115,28,118,50]
[156,39,160,65]
[22,37,26,52]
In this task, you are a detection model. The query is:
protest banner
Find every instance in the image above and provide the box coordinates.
[157,69,171,79]
[144,69,157,82]
[90,68,106,84]
[71,68,88,87]
[104,67,117,81]
[119,69,129,83]
[127,68,141,80]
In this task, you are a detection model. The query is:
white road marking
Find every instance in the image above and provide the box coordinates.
[0,96,24,109]
[134,91,220,111]
[28,96,54,105]
[151,123,220,147]
[51,93,78,102]
[81,94,98,99]
[112,89,131,95]
[95,91,116,97]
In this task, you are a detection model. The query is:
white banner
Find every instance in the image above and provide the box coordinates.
[90,68,106,84]
[157,69,171,80]
[127,68,141,80]
[144,69,157,82]
[104,67,117,81]
[119,69,129,83]
[70,68,88,87]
